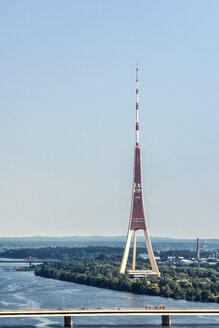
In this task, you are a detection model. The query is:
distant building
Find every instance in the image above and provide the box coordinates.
[139,253,160,261]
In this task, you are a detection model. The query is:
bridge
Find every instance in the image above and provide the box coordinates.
[0,307,218,327]
[0,256,60,267]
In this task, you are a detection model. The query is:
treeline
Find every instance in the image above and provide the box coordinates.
[1,246,217,262]
[1,245,218,302]
[35,260,219,303]
[0,246,123,261]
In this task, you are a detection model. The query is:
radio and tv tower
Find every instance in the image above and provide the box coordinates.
[120,65,160,278]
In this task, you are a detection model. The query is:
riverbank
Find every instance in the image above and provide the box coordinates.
[34,261,219,303]
[1,261,219,327]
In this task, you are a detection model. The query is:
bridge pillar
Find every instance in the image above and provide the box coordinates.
[162,315,171,326]
[64,316,73,327]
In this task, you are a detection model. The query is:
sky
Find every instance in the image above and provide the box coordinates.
[0,0,218,238]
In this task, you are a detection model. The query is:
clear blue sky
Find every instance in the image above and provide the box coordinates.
[0,0,218,238]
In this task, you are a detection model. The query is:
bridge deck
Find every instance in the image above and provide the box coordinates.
[0,308,218,318]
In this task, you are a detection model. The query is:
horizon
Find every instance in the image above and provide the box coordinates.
[0,235,218,241]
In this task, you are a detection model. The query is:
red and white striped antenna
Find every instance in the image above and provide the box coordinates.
[136,64,139,147]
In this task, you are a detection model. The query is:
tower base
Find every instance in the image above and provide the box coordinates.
[128,270,160,278]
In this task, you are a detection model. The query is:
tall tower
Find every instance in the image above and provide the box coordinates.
[120,66,160,277]
[197,238,200,260]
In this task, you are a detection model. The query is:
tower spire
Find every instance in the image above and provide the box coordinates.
[136,64,139,147]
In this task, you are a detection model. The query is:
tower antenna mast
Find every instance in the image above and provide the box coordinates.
[136,64,139,147]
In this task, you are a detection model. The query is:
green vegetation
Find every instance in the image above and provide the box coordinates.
[1,246,218,261]
[1,245,218,303]
[35,260,219,303]
[0,246,123,260]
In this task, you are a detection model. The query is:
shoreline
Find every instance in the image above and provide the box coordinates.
[34,268,219,305]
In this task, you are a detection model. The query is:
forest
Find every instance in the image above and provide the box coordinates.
[1,245,218,261]
[1,245,218,302]
[35,258,219,303]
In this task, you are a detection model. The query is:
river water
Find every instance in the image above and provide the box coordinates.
[0,261,218,327]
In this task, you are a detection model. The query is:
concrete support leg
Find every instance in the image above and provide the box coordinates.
[120,229,132,274]
[132,230,137,270]
[144,229,160,276]
[64,316,73,327]
[162,315,171,326]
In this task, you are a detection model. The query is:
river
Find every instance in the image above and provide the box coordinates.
[0,260,218,327]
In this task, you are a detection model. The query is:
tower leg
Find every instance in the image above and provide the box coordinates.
[132,230,137,270]
[143,229,160,276]
[120,229,132,274]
